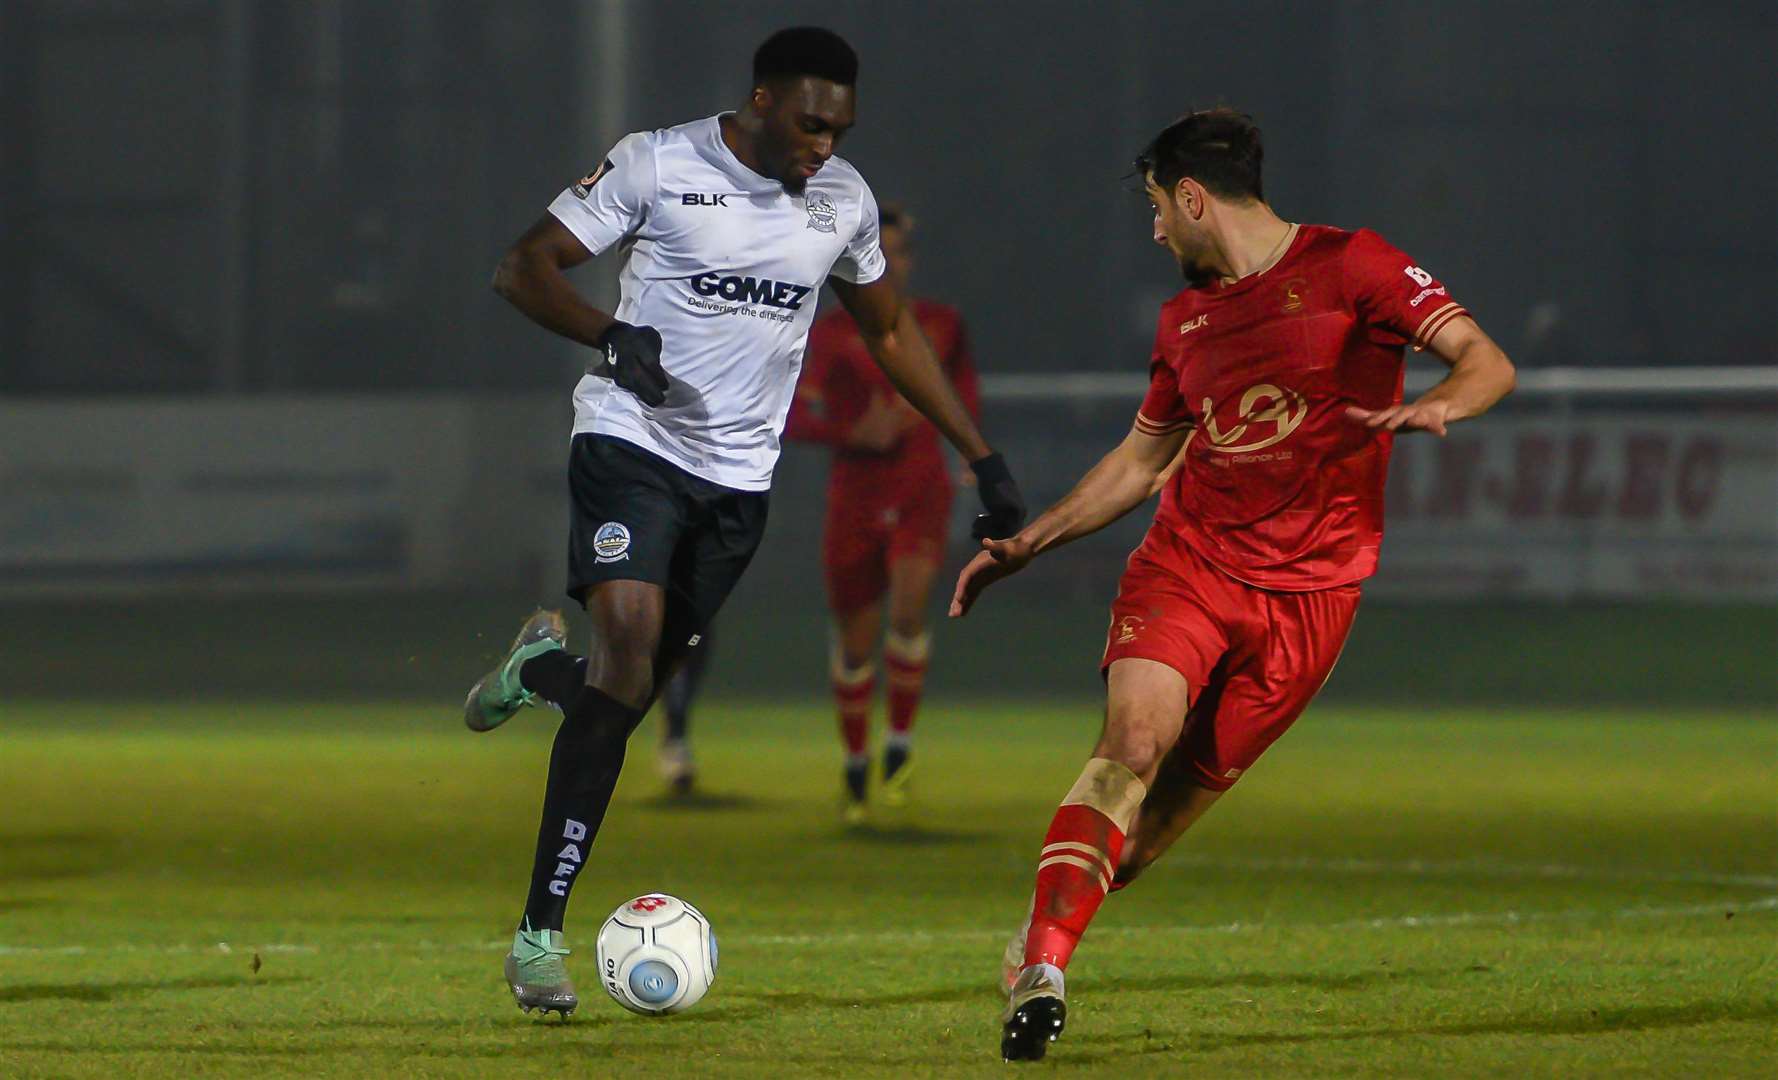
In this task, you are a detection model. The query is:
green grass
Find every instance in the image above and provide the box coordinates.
[4,592,1774,706]
[2,700,1774,1077]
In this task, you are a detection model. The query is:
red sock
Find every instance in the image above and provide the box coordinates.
[832,663,874,757]
[884,631,929,736]
[1023,759,1145,972]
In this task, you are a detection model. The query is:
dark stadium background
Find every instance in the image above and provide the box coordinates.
[2,0,1773,708]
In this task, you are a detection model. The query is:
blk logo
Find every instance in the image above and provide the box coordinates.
[629,896,670,913]
[682,193,730,207]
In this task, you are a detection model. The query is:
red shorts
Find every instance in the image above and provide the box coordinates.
[822,483,952,613]
[1101,526,1360,791]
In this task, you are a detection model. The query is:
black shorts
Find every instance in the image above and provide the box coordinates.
[566,434,769,655]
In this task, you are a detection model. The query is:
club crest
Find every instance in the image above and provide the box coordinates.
[804,191,838,233]
[593,521,631,563]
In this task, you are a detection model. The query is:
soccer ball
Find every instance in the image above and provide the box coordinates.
[595,893,718,1015]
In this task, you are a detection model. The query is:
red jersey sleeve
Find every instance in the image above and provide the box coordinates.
[785,322,847,446]
[1133,317,1192,437]
[1342,228,1469,352]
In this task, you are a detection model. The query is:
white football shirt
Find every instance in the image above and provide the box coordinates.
[547,113,886,491]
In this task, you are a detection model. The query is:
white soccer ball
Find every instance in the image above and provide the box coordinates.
[594,893,718,1015]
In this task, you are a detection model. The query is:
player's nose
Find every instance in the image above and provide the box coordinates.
[1152,215,1167,246]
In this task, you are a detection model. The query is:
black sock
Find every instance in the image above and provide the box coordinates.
[844,759,869,803]
[661,635,712,741]
[519,650,587,709]
[521,685,645,932]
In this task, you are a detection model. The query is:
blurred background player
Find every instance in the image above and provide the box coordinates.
[951,108,1516,1061]
[786,205,980,823]
[654,627,710,794]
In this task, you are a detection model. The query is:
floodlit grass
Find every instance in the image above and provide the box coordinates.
[2,700,1773,1077]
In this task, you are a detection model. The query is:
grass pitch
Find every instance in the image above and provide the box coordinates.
[1,699,1773,1078]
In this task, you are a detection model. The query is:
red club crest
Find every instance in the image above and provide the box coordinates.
[629,896,670,913]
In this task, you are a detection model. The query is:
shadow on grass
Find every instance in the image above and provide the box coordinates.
[691,968,1446,1019]
[634,790,770,812]
[0,974,306,1004]
[1061,997,1778,1060]
[0,831,121,883]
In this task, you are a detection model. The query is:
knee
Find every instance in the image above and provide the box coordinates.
[887,616,920,642]
[589,627,658,707]
[1094,718,1172,781]
[830,617,879,672]
[884,626,930,664]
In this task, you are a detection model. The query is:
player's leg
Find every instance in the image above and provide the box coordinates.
[657,626,712,793]
[1114,738,1225,885]
[1025,659,1189,963]
[1002,658,1188,1059]
[831,600,882,820]
[823,503,888,820]
[1002,528,1232,1060]
[505,578,665,1015]
[997,684,1227,993]
[494,434,686,1016]
[880,548,941,806]
[1119,581,1361,886]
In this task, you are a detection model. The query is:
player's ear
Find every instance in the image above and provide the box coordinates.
[1177,179,1204,220]
[748,85,773,114]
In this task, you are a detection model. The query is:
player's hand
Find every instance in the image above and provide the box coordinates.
[593,321,670,407]
[1344,399,1453,437]
[846,395,920,453]
[948,534,1035,617]
[969,451,1027,540]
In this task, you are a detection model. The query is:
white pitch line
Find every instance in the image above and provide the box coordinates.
[1,895,1771,958]
[745,894,1778,946]
[1160,853,1778,890]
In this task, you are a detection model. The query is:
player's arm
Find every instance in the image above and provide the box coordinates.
[1338,229,1515,436]
[784,329,917,452]
[491,135,669,405]
[1344,315,1516,436]
[950,422,1190,617]
[830,276,1025,536]
[491,215,615,348]
[830,277,989,460]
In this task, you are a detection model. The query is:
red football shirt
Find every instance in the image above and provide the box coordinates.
[786,298,980,504]
[1136,225,1467,591]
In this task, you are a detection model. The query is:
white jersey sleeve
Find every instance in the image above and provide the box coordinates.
[827,180,886,285]
[547,131,658,257]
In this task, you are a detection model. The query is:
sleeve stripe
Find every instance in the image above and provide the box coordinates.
[1134,412,1193,435]
[1412,302,1468,351]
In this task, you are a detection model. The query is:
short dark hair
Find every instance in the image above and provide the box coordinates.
[753,27,858,87]
[1135,108,1264,202]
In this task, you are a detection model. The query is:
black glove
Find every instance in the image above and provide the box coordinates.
[592,321,669,407]
[969,451,1027,540]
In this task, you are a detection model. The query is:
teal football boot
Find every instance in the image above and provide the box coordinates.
[463,609,568,732]
[505,921,578,1017]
